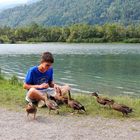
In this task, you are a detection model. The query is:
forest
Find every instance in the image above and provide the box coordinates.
[0,23,140,43]
[0,0,139,27]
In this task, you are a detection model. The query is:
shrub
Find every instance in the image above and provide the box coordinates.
[9,75,20,85]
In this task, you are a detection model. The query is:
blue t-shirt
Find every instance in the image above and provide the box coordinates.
[25,66,53,90]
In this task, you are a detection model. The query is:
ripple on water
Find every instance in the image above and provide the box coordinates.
[63,70,71,74]
[116,86,124,89]
[123,91,135,95]
[94,76,102,79]
[60,77,75,82]
[71,88,91,93]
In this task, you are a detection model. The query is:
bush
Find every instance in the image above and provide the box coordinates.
[123,38,140,43]
[0,68,4,80]
[9,75,20,85]
[0,35,10,43]
[27,37,47,42]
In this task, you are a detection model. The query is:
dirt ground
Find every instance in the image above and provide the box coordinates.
[0,108,140,140]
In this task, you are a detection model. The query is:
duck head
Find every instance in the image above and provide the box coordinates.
[91,91,99,97]
[109,99,115,105]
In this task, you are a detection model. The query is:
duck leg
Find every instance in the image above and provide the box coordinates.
[56,109,59,114]
[70,109,75,115]
[27,112,29,117]
[33,112,36,120]
[122,112,126,117]
[76,110,79,114]
[109,105,111,109]
[48,109,51,114]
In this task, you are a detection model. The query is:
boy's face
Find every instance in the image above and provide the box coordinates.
[41,61,52,71]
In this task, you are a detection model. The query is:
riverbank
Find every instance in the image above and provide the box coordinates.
[1,39,140,44]
[1,40,140,44]
[0,75,140,119]
[0,108,140,140]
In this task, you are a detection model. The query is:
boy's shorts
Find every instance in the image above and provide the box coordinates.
[25,88,56,103]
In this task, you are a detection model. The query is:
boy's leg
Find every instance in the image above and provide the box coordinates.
[26,88,47,102]
[26,85,70,103]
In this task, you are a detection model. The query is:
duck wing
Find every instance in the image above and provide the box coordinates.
[119,104,130,108]
[103,98,113,102]
[112,103,123,111]
[119,104,132,112]
[112,103,132,113]
[97,98,106,105]
[46,100,58,110]
[72,100,85,111]
[26,106,37,113]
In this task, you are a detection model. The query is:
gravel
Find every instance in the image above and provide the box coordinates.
[0,108,140,140]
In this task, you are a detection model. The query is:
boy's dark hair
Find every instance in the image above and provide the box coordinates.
[41,52,54,63]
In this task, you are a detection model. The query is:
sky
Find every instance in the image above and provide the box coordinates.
[0,0,27,5]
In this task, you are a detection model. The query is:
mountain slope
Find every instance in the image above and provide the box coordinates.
[0,0,139,27]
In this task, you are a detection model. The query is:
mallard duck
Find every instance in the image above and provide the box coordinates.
[91,91,114,107]
[67,90,86,113]
[110,101,133,116]
[54,95,68,105]
[45,99,59,114]
[54,84,71,96]
[25,102,37,119]
[53,86,68,104]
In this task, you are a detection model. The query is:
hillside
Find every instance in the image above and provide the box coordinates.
[0,0,140,27]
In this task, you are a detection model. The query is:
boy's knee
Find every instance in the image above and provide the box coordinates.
[29,87,36,93]
[27,88,37,97]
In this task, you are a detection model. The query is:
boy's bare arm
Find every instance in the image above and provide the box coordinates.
[23,83,49,90]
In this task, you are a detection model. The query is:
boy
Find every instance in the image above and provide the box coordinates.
[23,52,59,106]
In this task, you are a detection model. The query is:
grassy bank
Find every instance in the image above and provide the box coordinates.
[0,75,140,119]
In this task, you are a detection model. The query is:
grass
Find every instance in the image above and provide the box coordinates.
[0,75,140,120]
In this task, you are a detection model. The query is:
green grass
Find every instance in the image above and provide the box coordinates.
[74,94,140,119]
[0,75,140,119]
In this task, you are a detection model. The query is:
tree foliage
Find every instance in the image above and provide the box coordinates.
[0,23,140,43]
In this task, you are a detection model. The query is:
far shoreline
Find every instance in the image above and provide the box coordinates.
[1,41,140,44]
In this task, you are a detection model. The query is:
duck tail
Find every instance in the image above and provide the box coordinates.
[81,106,86,112]
[128,108,133,113]
[125,108,133,114]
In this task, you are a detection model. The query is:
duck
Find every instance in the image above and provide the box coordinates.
[25,102,37,119]
[67,90,86,113]
[45,99,59,114]
[91,91,114,107]
[110,101,133,116]
[54,84,71,96]
[53,86,68,104]
[54,95,68,105]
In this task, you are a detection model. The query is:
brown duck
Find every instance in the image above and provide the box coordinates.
[91,91,114,107]
[54,95,68,105]
[45,99,59,114]
[110,101,133,116]
[25,102,37,119]
[53,87,68,104]
[67,90,86,113]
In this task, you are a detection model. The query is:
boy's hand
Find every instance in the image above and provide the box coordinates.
[38,83,49,89]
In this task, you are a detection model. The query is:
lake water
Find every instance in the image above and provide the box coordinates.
[0,43,140,97]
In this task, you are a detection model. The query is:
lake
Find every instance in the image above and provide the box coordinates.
[0,43,140,97]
